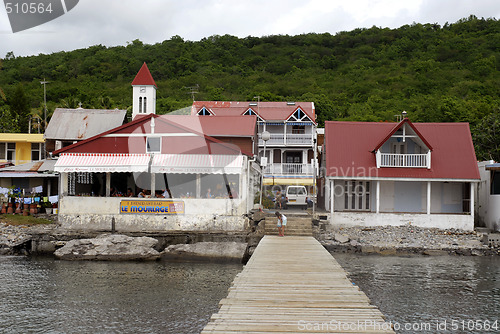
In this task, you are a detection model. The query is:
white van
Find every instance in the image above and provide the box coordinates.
[285,186,308,209]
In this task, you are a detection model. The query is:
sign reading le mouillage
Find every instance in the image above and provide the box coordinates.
[120,200,185,215]
[4,0,79,33]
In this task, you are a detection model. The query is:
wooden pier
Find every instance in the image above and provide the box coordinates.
[202,235,395,333]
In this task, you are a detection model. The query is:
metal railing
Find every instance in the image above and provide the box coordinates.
[258,133,313,146]
[263,163,314,175]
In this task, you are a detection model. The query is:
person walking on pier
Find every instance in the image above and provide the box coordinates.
[275,211,287,237]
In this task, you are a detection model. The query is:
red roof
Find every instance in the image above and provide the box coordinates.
[324,121,480,180]
[373,118,433,151]
[131,62,157,87]
[191,101,316,123]
[158,115,257,137]
[53,114,252,157]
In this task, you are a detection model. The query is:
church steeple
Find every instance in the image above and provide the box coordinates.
[131,62,157,119]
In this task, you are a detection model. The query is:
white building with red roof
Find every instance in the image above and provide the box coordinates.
[52,113,259,232]
[320,117,480,230]
[191,101,317,195]
[48,64,260,233]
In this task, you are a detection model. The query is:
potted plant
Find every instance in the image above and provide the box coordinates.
[41,200,52,214]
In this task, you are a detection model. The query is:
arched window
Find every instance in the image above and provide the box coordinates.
[143,97,147,113]
[139,97,143,113]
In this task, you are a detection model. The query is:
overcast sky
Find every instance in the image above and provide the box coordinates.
[1,0,500,58]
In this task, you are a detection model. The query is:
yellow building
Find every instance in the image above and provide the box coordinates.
[0,133,45,165]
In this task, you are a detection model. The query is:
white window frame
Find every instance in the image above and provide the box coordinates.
[146,136,161,153]
[31,143,42,161]
[6,143,15,162]
[344,181,371,211]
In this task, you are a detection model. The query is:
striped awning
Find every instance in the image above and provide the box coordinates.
[151,154,244,174]
[54,153,151,173]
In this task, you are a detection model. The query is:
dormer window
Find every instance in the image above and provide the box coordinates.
[243,108,256,116]
[287,107,313,123]
[197,107,212,116]
[374,119,432,169]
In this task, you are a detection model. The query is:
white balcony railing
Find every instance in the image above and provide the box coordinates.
[376,151,430,168]
[258,133,313,146]
[263,163,314,176]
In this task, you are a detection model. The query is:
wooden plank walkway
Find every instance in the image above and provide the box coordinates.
[202,236,395,333]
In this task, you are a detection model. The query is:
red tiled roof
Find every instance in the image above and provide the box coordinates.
[131,62,157,87]
[324,121,479,180]
[53,114,253,157]
[191,101,315,123]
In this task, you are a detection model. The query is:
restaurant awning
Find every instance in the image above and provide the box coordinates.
[54,153,151,173]
[151,154,244,174]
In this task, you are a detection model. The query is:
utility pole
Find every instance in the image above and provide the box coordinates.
[40,78,49,158]
[253,95,260,115]
[184,84,199,102]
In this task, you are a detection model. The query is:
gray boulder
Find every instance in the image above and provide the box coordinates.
[54,234,160,261]
[334,233,350,244]
[161,241,247,262]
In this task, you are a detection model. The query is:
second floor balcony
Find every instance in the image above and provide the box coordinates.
[263,163,315,176]
[258,133,313,146]
[376,151,431,169]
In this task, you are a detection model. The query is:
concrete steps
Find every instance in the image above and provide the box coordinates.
[264,217,313,236]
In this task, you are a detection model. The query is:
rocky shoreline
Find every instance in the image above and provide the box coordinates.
[2,219,500,259]
[318,224,500,256]
[0,222,35,255]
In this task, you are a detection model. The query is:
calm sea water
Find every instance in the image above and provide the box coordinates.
[334,254,500,334]
[0,257,242,334]
[1,255,499,334]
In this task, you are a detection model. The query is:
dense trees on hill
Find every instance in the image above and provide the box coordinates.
[0,15,499,159]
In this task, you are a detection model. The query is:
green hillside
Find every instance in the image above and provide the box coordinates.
[0,15,499,160]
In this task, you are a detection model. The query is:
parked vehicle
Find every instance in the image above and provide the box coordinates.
[285,186,308,209]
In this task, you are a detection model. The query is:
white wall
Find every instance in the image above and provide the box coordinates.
[329,179,465,214]
[59,197,248,232]
[477,161,500,231]
[330,212,473,231]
